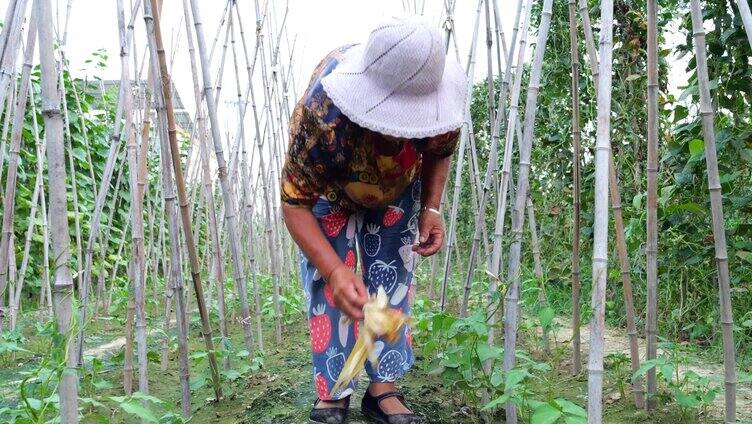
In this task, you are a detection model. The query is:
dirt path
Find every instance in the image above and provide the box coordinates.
[552,318,752,422]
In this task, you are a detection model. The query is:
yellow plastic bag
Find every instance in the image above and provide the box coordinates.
[331,287,409,394]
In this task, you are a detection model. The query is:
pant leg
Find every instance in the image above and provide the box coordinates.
[302,199,359,400]
[358,179,421,382]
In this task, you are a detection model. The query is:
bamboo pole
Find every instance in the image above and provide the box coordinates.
[736,0,752,51]
[488,0,525,281]
[60,74,84,292]
[7,13,37,331]
[257,6,284,342]
[189,0,256,354]
[525,195,550,354]
[145,0,224,401]
[227,1,263,354]
[567,0,583,377]
[27,87,51,317]
[244,0,282,333]
[503,0,553,421]
[7,235,15,329]
[440,0,483,311]
[0,0,19,70]
[0,12,36,302]
[76,0,141,365]
[181,0,231,365]
[587,0,614,421]
[579,2,644,406]
[689,2,737,421]
[0,84,14,196]
[124,261,135,395]
[0,0,28,121]
[487,0,528,337]
[117,0,151,400]
[37,0,79,420]
[483,0,495,132]
[645,0,659,410]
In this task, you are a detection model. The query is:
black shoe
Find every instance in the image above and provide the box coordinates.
[309,396,351,424]
[361,390,423,424]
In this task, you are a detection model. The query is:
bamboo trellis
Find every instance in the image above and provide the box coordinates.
[689,1,738,420]
[0,1,744,422]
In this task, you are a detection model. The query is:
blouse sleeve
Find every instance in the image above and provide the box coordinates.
[424,128,461,158]
[280,104,328,208]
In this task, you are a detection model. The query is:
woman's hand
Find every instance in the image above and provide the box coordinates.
[413,210,444,257]
[327,265,369,321]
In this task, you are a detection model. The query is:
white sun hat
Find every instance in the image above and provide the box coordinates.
[321,16,468,139]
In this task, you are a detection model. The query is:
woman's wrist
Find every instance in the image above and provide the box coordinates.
[420,205,441,216]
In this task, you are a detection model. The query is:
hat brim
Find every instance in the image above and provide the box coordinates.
[321,44,468,139]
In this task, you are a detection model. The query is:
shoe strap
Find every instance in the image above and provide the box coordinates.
[373,391,407,408]
[314,395,351,409]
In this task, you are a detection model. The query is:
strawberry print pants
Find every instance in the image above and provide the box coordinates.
[300,179,421,401]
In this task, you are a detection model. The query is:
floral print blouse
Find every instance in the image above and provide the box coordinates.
[281,45,460,211]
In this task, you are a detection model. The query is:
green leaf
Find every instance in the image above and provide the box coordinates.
[504,368,529,392]
[688,139,704,157]
[222,369,242,381]
[189,377,207,391]
[564,415,588,424]
[79,397,107,409]
[476,343,502,363]
[190,350,208,360]
[490,368,504,387]
[671,388,699,408]
[130,392,165,404]
[556,399,587,418]
[531,403,562,424]
[93,380,113,390]
[117,399,158,423]
[538,307,555,329]
[481,393,509,411]
[632,358,663,383]
[659,364,675,383]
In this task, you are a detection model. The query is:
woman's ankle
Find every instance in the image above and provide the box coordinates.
[368,381,396,396]
[315,398,348,409]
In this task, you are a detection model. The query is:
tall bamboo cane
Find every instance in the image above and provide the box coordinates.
[567,0,583,377]
[0,85,14,197]
[440,0,483,311]
[690,1,737,421]
[487,0,528,340]
[115,0,153,399]
[0,11,36,302]
[257,10,284,342]
[27,87,52,316]
[60,70,84,291]
[37,0,79,420]
[0,0,28,121]
[181,0,231,365]
[76,0,141,365]
[736,0,752,50]
[645,0,659,410]
[7,11,37,331]
[145,0,225,400]
[579,2,644,406]
[0,0,19,69]
[488,0,525,281]
[243,0,282,341]
[503,0,553,421]
[587,0,613,421]
[189,0,257,354]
